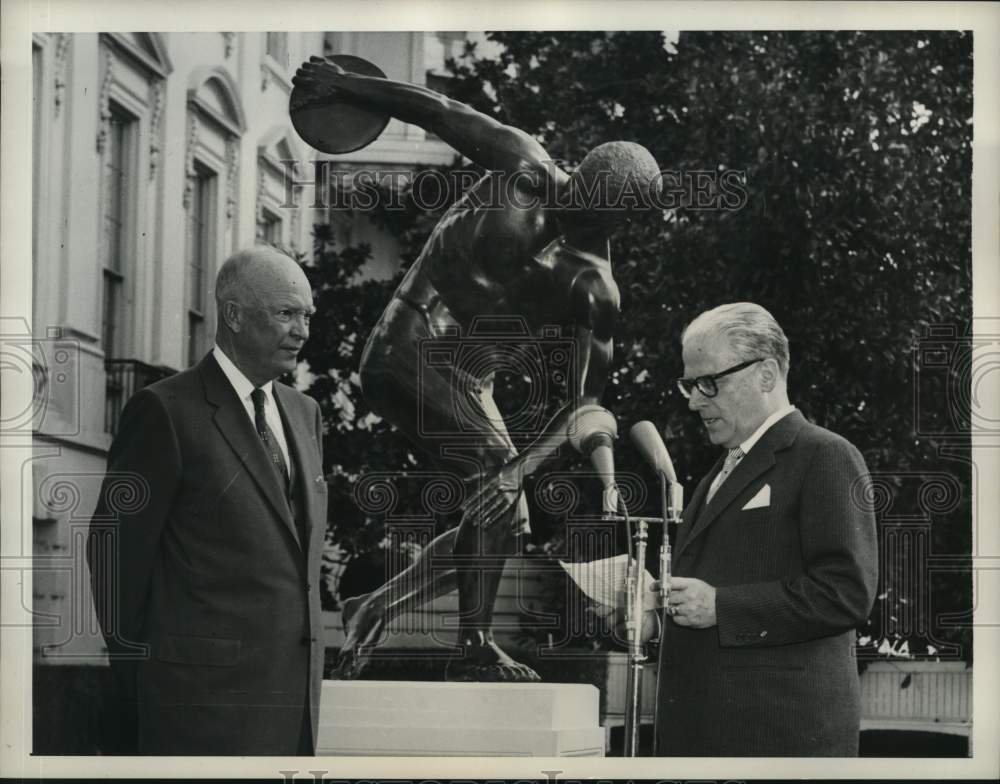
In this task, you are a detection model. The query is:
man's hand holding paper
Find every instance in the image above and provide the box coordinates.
[560,554,664,643]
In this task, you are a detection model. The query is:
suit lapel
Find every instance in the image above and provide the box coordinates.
[677,410,805,558]
[199,354,299,546]
[273,383,321,547]
[675,458,720,553]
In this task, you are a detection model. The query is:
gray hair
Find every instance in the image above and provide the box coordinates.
[214,249,257,308]
[682,302,790,377]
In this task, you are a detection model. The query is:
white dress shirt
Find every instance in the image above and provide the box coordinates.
[739,403,797,456]
[213,344,291,469]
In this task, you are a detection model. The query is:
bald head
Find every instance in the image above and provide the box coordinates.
[215,246,310,314]
[214,246,314,387]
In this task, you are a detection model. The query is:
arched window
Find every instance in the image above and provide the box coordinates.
[96,33,171,368]
[256,125,304,252]
[184,66,245,366]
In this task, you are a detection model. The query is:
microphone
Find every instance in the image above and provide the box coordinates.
[628,421,676,482]
[584,432,619,515]
[629,421,683,521]
[569,405,620,515]
[629,421,684,611]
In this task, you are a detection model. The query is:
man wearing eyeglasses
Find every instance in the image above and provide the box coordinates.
[654,302,878,756]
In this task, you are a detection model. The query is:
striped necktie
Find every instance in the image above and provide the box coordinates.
[706,447,745,504]
[250,387,289,490]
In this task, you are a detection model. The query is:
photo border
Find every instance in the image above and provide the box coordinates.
[2,0,997,780]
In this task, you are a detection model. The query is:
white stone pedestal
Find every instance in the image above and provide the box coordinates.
[318,680,605,756]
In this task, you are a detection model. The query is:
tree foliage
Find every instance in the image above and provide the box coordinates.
[303,31,973,658]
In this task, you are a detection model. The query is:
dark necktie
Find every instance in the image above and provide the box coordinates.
[250,387,289,490]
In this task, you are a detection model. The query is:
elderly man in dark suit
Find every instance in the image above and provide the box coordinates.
[654,302,877,756]
[87,246,326,755]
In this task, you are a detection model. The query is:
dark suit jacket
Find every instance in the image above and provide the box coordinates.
[655,410,877,756]
[87,352,328,755]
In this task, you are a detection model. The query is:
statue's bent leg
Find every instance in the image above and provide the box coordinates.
[335,477,540,682]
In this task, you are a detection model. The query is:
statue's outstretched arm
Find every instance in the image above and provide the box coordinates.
[294,57,554,179]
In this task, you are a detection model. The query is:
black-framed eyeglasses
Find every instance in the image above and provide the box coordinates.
[676,358,765,399]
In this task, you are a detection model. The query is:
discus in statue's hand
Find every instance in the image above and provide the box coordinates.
[289,54,390,154]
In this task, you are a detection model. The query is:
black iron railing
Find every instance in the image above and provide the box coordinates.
[104,358,177,435]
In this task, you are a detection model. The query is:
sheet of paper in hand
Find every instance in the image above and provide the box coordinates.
[559,554,659,611]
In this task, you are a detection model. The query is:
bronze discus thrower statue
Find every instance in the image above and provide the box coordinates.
[292,55,662,682]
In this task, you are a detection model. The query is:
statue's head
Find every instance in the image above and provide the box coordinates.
[564,141,662,232]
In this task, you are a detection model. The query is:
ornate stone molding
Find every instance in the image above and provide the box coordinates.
[187,67,246,136]
[225,137,239,222]
[182,112,199,209]
[222,32,236,59]
[101,32,173,80]
[53,34,70,118]
[260,58,292,95]
[95,48,115,155]
[149,80,165,180]
[290,205,301,250]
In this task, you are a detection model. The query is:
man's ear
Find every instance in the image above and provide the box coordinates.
[759,358,779,392]
[221,300,242,333]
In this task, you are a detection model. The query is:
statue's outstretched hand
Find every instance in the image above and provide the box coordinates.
[291,56,347,104]
[461,460,524,531]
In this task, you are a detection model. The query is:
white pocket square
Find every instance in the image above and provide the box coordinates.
[742,484,771,510]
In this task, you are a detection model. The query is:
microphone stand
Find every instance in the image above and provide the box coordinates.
[605,472,683,757]
[621,496,645,758]
[651,472,683,756]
